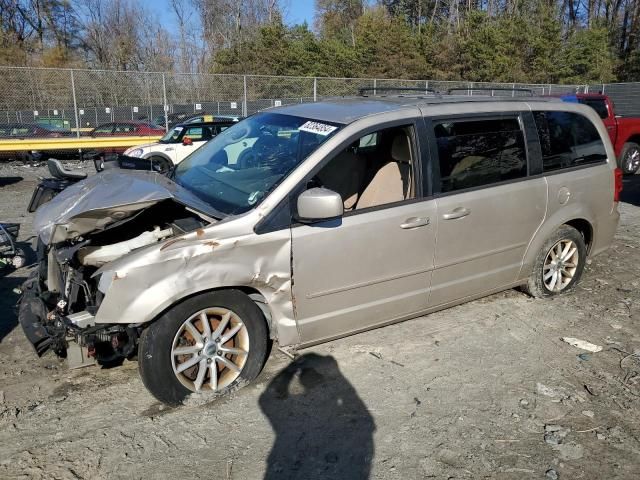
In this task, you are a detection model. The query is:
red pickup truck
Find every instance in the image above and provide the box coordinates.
[561,93,640,174]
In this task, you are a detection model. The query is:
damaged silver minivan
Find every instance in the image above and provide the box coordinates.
[20,95,622,405]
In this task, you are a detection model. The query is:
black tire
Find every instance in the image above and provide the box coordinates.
[523,225,587,298]
[138,290,269,406]
[619,142,640,175]
[149,156,172,175]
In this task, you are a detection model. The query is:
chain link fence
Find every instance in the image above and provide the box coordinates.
[0,65,637,144]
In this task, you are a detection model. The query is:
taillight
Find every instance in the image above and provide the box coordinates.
[614,168,623,202]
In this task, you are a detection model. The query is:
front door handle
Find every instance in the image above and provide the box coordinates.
[442,207,471,220]
[400,217,430,229]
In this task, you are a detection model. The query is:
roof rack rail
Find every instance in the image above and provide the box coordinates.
[446,87,534,96]
[358,87,437,96]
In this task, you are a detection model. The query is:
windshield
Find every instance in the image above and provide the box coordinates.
[160,126,184,143]
[173,112,342,216]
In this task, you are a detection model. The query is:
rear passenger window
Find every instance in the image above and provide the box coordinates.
[533,111,607,172]
[434,118,527,193]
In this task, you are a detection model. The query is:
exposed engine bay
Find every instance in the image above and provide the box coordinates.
[19,199,208,366]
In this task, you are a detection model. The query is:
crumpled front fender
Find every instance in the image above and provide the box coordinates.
[93,227,299,346]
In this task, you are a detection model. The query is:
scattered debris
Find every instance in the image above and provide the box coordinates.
[583,384,598,396]
[536,383,570,401]
[504,467,534,473]
[596,433,606,440]
[277,346,297,361]
[545,468,559,480]
[581,410,594,418]
[519,398,530,408]
[369,351,382,360]
[561,337,603,353]
[577,353,591,361]
[576,426,602,433]
[537,383,559,397]
[544,425,571,445]
[226,458,233,480]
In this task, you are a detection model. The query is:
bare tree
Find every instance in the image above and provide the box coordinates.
[191,0,281,54]
[77,0,173,71]
[169,0,209,72]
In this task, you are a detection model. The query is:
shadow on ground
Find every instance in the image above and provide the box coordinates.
[259,353,376,480]
[0,273,25,343]
[621,174,640,206]
[0,176,23,187]
[0,241,34,343]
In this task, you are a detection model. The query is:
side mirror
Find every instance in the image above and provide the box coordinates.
[183,136,193,146]
[296,188,343,223]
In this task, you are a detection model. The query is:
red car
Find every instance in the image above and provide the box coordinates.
[0,123,72,139]
[561,93,640,174]
[0,123,73,161]
[90,121,165,154]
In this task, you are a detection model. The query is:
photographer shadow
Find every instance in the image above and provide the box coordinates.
[259,353,375,480]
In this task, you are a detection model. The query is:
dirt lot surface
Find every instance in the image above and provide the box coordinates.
[1,161,639,479]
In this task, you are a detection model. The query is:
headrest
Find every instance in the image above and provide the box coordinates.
[391,133,411,163]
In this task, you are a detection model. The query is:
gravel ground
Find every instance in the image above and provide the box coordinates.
[1,161,639,479]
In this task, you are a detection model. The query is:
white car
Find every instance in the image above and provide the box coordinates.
[123,118,239,173]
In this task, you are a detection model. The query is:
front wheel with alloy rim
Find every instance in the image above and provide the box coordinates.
[523,225,587,298]
[619,142,640,175]
[138,290,269,406]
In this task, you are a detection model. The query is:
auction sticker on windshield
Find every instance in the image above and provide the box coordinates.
[299,121,338,136]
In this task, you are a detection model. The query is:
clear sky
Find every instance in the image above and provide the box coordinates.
[285,1,316,26]
[140,0,316,33]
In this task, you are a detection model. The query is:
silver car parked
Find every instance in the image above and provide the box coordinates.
[20,95,622,405]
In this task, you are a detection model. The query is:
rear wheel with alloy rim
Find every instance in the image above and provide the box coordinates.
[619,142,640,175]
[139,290,269,406]
[542,239,580,292]
[523,225,587,298]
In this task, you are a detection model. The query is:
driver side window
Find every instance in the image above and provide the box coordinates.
[314,125,416,211]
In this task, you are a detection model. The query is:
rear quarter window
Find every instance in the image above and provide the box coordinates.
[533,111,607,172]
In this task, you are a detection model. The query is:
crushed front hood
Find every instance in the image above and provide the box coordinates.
[34,170,220,244]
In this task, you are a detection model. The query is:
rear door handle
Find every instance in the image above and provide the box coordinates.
[442,207,471,220]
[400,217,430,229]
